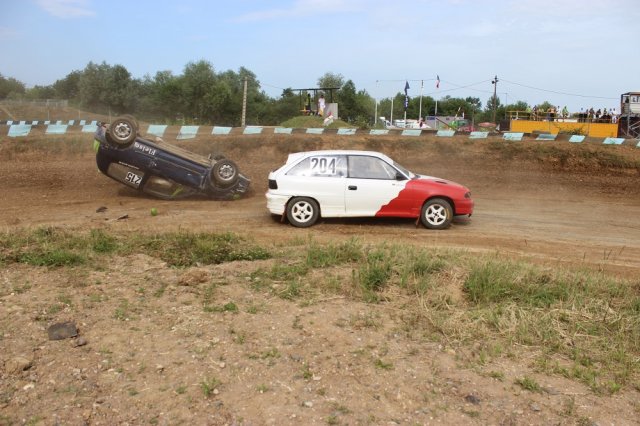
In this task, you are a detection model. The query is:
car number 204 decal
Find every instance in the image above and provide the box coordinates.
[310,157,337,175]
[125,171,143,187]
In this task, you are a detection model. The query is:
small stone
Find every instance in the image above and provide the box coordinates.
[218,362,226,369]
[47,322,78,340]
[23,383,35,391]
[530,403,541,412]
[213,389,219,395]
[5,356,32,374]
[72,337,87,347]
[303,401,313,408]
[156,364,165,372]
[464,394,481,405]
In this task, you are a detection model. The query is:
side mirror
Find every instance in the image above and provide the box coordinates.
[396,172,407,181]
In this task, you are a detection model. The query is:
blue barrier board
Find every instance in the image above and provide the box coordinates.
[212,126,232,135]
[243,126,263,135]
[436,130,455,137]
[337,128,356,135]
[469,131,488,139]
[536,133,557,140]
[147,125,168,137]
[46,124,68,134]
[8,124,32,137]
[177,126,199,140]
[503,132,524,141]
[306,128,324,134]
[569,135,585,143]
[603,137,624,145]
[274,127,292,134]
[369,129,389,135]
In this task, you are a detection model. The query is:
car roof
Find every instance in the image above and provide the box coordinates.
[286,150,393,164]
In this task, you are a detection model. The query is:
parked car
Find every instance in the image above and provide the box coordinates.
[266,150,473,229]
[94,116,250,200]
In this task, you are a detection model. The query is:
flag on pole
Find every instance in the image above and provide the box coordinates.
[436,75,440,89]
[404,81,410,110]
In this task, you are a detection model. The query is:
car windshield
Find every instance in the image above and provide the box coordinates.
[393,161,416,179]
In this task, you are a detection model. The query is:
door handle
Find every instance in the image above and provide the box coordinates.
[348,185,357,190]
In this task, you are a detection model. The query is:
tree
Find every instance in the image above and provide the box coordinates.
[317,72,344,90]
[53,70,81,100]
[77,61,136,113]
[0,74,26,99]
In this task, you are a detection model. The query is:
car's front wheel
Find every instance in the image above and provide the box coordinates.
[211,159,239,187]
[107,116,138,146]
[287,197,319,228]
[420,198,453,230]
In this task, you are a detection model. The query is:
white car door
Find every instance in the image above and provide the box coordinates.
[282,155,348,216]
[344,155,407,216]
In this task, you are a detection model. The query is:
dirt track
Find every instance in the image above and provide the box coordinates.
[1,132,639,276]
[1,132,640,425]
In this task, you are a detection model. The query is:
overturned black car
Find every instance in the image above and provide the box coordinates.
[94,116,250,200]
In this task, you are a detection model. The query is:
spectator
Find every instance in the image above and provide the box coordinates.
[317,94,325,117]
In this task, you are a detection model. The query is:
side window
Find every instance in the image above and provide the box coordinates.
[348,156,397,180]
[286,156,346,177]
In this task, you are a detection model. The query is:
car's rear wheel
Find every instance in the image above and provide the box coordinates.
[420,198,453,230]
[287,197,319,228]
[211,159,239,187]
[108,116,138,146]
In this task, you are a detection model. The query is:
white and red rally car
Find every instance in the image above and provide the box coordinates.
[266,150,473,229]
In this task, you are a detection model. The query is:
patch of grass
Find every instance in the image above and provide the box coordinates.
[139,231,271,267]
[374,358,393,370]
[358,248,393,302]
[305,238,363,268]
[515,376,541,393]
[200,377,221,398]
[204,301,239,313]
[1,228,271,268]
[90,229,118,253]
[464,260,570,307]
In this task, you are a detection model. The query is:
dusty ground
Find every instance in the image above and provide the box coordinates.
[1,130,639,425]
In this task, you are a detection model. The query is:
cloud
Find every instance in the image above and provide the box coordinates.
[36,0,95,18]
[234,0,365,22]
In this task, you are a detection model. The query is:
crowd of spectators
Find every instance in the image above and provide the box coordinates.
[525,105,618,123]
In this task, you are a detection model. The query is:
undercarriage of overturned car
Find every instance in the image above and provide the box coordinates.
[94,116,250,200]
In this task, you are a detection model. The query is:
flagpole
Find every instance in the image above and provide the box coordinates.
[434,75,440,130]
[419,80,423,122]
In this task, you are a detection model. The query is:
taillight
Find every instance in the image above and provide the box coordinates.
[268,179,278,190]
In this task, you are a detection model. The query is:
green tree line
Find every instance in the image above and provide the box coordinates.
[1,61,530,127]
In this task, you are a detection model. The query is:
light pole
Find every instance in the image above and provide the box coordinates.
[491,75,498,123]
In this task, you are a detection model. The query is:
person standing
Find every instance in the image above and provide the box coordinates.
[317,94,325,117]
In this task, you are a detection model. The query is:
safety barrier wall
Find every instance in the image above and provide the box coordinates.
[510,119,619,138]
[2,121,639,148]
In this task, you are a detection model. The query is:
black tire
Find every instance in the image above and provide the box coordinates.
[120,114,139,129]
[286,197,319,228]
[211,159,239,187]
[108,116,138,146]
[420,198,453,230]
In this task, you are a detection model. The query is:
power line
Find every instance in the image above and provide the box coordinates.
[500,78,617,100]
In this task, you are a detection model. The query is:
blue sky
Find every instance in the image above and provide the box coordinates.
[1,0,639,113]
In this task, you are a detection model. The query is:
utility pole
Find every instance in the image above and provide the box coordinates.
[241,77,248,127]
[491,75,499,123]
